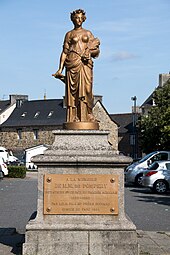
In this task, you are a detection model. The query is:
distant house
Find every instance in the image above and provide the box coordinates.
[110,113,133,157]
[0,98,66,158]
[141,73,170,115]
[110,112,141,158]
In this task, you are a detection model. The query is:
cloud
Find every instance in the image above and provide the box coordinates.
[112,51,138,61]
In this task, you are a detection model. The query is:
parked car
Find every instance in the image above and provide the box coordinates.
[125,151,170,186]
[0,157,8,176]
[0,147,9,162]
[142,161,170,193]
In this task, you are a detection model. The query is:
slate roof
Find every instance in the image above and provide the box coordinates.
[140,93,153,107]
[0,100,10,114]
[1,99,66,127]
[110,113,133,133]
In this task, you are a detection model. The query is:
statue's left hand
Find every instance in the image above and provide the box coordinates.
[82,48,91,62]
[52,71,66,84]
[52,70,63,78]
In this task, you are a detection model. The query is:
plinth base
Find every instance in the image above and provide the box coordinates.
[23,130,139,255]
[63,121,99,130]
[23,229,139,255]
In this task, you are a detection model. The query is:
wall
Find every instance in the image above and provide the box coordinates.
[93,101,118,151]
[0,126,60,157]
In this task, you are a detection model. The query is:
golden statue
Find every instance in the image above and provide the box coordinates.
[52,9,100,130]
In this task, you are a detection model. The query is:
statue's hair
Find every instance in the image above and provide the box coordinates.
[70,9,86,22]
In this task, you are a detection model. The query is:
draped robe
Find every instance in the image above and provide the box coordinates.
[63,28,99,122]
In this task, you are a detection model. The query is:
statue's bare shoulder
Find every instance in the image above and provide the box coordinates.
[64,30,72,40]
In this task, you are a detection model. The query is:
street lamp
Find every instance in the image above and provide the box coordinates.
[131,96,137,160]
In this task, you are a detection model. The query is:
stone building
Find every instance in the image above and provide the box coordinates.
[0,98,66,158]
[110,113,141,158]
[141,73,170,115]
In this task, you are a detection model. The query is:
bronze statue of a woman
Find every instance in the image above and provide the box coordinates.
[52,9,100,130]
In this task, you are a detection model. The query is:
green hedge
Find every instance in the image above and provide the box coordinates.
[8,165,27,178]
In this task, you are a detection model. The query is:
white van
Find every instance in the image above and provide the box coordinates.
[24,144,48,169]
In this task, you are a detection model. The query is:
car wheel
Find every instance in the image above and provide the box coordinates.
[135,174,143,186]
[153,180,168,194]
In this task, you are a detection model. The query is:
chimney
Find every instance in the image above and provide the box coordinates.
[93,95,103,105]
[9,94,28,105]
[159,73,170,87]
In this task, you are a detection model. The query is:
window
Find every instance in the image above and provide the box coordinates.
[47,111,54,118]
[159,153,168,161]
[17,129,22,140]
[148,162,159,170]
[33,129,39,140]
[16,99,23,108]
[34,112,40,118]
[166,163,170,170]
[151,153,168,162]
[130,134,135,145]
[21,112,27,118]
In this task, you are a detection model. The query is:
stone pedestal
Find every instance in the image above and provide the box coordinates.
[23,130,139,255]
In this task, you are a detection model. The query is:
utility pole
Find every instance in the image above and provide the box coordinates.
[131,96,137,160]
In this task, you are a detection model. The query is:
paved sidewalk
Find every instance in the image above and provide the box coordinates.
[0,228,23,255]
[137,230,170,255]
[0,229,170,255]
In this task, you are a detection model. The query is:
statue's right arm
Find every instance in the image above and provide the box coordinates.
[52,51,66,78]
[57,51,67,74]
[52,32,70,78]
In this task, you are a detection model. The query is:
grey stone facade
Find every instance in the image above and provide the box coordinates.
[93,101,118,151]
[0,126,57,157]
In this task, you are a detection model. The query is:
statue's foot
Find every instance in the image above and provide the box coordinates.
[88,113,97,122]
[73,116,80,122]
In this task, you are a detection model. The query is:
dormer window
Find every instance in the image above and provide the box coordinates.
[47,111,54,118]
[21,112,27,118]
[34,112,40,118]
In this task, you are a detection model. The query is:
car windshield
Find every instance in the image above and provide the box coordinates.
[165,163,170,170]
[138,152,157,163]
[148,162,159,170]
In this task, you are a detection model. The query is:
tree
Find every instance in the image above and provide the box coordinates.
[140,80,170,153]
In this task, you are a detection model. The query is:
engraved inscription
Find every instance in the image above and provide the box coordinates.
[44,174,118,215]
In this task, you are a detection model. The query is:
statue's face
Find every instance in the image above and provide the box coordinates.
[73,13,84,27]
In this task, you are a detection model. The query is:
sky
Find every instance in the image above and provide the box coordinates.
[0,0,170,113]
